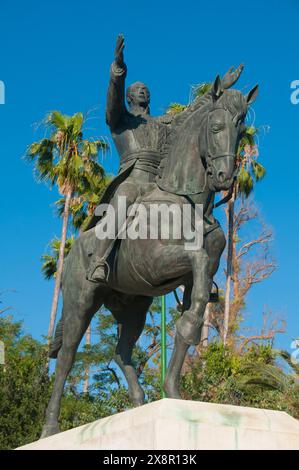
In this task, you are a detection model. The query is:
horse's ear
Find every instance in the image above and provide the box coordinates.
[246,84,259,105]
[211,75,223,99]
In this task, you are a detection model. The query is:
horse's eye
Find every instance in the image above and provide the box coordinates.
[211,123,224,133]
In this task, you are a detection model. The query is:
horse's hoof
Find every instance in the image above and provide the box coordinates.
[133,400,145,407]
[129,389,145,407]
[131,395,145,407]
[40,423,60,439]
[164,381,181,399]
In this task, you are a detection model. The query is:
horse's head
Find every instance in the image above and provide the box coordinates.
[201,76,259,191]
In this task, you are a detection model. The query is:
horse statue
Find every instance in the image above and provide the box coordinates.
[41,75,258,438]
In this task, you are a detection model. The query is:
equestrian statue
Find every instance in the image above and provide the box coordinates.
[41,34,258,438]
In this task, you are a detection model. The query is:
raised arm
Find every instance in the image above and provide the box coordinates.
[106,34,127,130]
[221,64,244,89]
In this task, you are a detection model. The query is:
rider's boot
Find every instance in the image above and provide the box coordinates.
[86,238,113,283]
[86,257,108,283]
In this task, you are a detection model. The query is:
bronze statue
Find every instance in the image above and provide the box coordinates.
[41,35,258,438]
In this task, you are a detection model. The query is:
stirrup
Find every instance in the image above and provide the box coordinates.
[209,292,219,303]
[209,281,219,303]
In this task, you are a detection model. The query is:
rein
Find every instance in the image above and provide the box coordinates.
[213,183,235,209]
[204,104,238,208]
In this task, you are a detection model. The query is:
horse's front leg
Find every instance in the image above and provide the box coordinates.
[164,248,211,399]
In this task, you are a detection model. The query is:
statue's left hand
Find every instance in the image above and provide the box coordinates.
[222,64,244,89]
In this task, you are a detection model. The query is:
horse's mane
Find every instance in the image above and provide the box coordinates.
[219,89,248,121]
[171,88,247,135]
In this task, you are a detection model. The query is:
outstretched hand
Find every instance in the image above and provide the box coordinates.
[115,34,125,67]
[222,64,244,89]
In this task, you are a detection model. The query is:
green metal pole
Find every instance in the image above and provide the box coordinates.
[160,295,167,398]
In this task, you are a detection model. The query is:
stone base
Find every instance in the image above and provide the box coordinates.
[17,398,299,450]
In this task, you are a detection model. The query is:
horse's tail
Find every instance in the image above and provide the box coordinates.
[49,318,64,359]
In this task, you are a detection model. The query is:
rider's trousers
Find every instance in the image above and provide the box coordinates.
[92,168,155,268]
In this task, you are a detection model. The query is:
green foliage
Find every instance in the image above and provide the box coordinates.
[26,139,55,182]
[166,103,188,115]
[0,316,51,449]
[59,393,113,431]
[0,311,135,448]
[166,82,211,115]
[237,125,266,197]
[41,236,75,279]
[192,82,211,98]
[1,304,298,449]
[238,166,254,197]
[181,342,299,418]
[251,160,266,181]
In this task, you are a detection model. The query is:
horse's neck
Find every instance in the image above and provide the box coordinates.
[157,106,208,196]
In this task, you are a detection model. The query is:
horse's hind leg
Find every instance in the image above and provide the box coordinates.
[107,295,152,406]
[41,280,102,438]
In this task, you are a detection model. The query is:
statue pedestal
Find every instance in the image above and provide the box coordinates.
[17,398,299,450]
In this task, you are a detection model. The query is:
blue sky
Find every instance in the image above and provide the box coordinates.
[0,0,298,353]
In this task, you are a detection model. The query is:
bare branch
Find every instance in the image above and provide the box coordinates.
[238,313,286,353]
[0,306,12,315]
[105,363,121,388]
[237,232,273,260]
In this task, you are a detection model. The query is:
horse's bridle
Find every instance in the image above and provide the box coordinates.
[205,105,239,182]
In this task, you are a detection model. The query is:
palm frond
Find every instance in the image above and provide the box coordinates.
[277,349,299,376]
[166,103,188,115]
[70,112,84,136]
[238,167,254,197]
[41,254,57,280]
[41,236,75,279]
[238,363,291,392]
[192,82,211,98]
[46,111,70,130]
[251,161,266,181]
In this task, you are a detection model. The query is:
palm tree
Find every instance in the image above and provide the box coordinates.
[27,111,108,341]
[223,126,266,344]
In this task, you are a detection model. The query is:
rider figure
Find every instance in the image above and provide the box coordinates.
[86,34,243,283]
